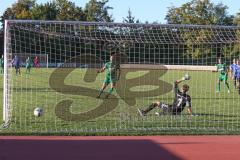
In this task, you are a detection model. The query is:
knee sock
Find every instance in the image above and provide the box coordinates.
[108,88,114,95]
[225,82,230,91]
[98,89,104,97]
[217,83,220,92]
[143,103,156,114]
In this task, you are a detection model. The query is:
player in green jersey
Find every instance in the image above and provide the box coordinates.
[216,58,230,93]
[25,57,32,74]
[96,53,121,98]
[0,55,4,74]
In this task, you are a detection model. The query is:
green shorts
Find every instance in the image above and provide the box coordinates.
[26,65,31,69]
[104,76,117,85]
[219,74,228,81]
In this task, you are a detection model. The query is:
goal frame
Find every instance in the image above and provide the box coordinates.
[2,19,240,134]
[3,20,11,125]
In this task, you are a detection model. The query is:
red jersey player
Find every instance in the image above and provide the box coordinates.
[34,56,40,68]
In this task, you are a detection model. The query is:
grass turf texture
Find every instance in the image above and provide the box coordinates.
[0,67,240,135]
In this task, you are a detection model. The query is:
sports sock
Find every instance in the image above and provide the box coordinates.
[225,82,230,91]
[217,83,220,92]
[98,89,104,97]
[143,103,156,114]
[108,88,114,95]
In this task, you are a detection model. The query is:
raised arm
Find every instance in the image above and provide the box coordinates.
[175,77,186,85]
[97,65,106,74]
[174,77,187,92]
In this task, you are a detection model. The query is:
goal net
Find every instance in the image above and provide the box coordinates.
[2,20,240,134]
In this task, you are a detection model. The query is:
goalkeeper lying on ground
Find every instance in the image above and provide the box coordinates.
[138,74,194,116]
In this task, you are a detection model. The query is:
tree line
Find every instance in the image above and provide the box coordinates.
[2,0,240,26]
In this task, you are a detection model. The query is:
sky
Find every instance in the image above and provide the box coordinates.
[0,0,240,23]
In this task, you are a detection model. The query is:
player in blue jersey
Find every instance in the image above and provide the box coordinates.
[235,59,240,95]
[230,58,238,89]
[12,55,21,75]
[0,55,4,74]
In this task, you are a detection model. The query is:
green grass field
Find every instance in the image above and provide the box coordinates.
[0,67,240,135]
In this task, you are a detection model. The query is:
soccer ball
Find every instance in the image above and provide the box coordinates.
[33,107,43,117]
[184,74,191,80]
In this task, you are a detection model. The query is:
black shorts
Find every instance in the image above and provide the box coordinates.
[159,102,171,113]
[158,102,181,115]
[15,66,20,69]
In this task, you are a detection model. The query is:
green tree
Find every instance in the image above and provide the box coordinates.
[13,0,35,19]
[30,2,58,20]
[165,0,236,60]
[1,0,114,24]
[234,11,240,26]
[123,8,139,23]
[165,0,233,25]
[1,0,35,25]
[55,0,86,21]
[0,0,36,54]
[84,0,113,22]
[1,8,15,26]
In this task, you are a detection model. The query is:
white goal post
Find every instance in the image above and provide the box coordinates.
[2,20,240,134]
[3,20,10,125]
